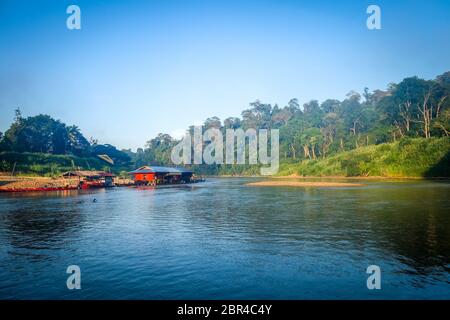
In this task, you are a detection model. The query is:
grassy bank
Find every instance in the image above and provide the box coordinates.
[277,137,450,178]
[0,152,115,176]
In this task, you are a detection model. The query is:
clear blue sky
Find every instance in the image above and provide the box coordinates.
[1,0,449,150]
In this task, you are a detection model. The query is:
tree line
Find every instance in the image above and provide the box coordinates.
[130,71,450,169]
[1,71,449,173]
[0,109,131,167]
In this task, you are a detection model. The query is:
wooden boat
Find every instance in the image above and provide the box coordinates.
[79,181,106,189]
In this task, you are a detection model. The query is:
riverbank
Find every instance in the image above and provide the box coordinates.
[269,174,450,180]
[211,173,450,180]
[0,175,79,191]
[246,181,366,187]
[206,138,450,178]
[0,175,136,191]
[276,137,450,178]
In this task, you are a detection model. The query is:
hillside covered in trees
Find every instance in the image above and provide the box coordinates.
[128,71,450,176]
[0,109,131,175]
[1,71,449,177]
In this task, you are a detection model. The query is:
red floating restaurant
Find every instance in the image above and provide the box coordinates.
[128,166,194,185]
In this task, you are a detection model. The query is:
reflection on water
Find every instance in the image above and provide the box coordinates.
[0,179,449,299]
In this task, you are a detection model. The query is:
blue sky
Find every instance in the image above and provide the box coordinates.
[0,0,449,150]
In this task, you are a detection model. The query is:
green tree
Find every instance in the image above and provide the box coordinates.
[66,125,90,156]
[223,117,241,129]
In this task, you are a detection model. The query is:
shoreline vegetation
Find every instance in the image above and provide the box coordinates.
[1,71,449,183]
[0,136,449,189]
[219,136,450,179]
[275,137,450,178]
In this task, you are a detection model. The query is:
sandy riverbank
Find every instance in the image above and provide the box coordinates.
[0,175,136,190]
[210,174,449,180]
[270,174,450,180]
[246,181,366,187]
[271,174,409,180]
[0,176,79,190]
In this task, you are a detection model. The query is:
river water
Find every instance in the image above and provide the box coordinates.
[0,178,449,299]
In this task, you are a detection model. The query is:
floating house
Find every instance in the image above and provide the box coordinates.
[62,171,115,188]
[128,166,194,185]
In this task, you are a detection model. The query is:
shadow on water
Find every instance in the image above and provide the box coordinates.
[371,196,450,278]
[181,180,450,283]
[0,191,85,261]
[424,149,450,178]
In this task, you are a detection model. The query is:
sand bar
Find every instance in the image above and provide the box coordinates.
[246,181,366,187]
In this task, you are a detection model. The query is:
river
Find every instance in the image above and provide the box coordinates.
[0,178,449,299]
